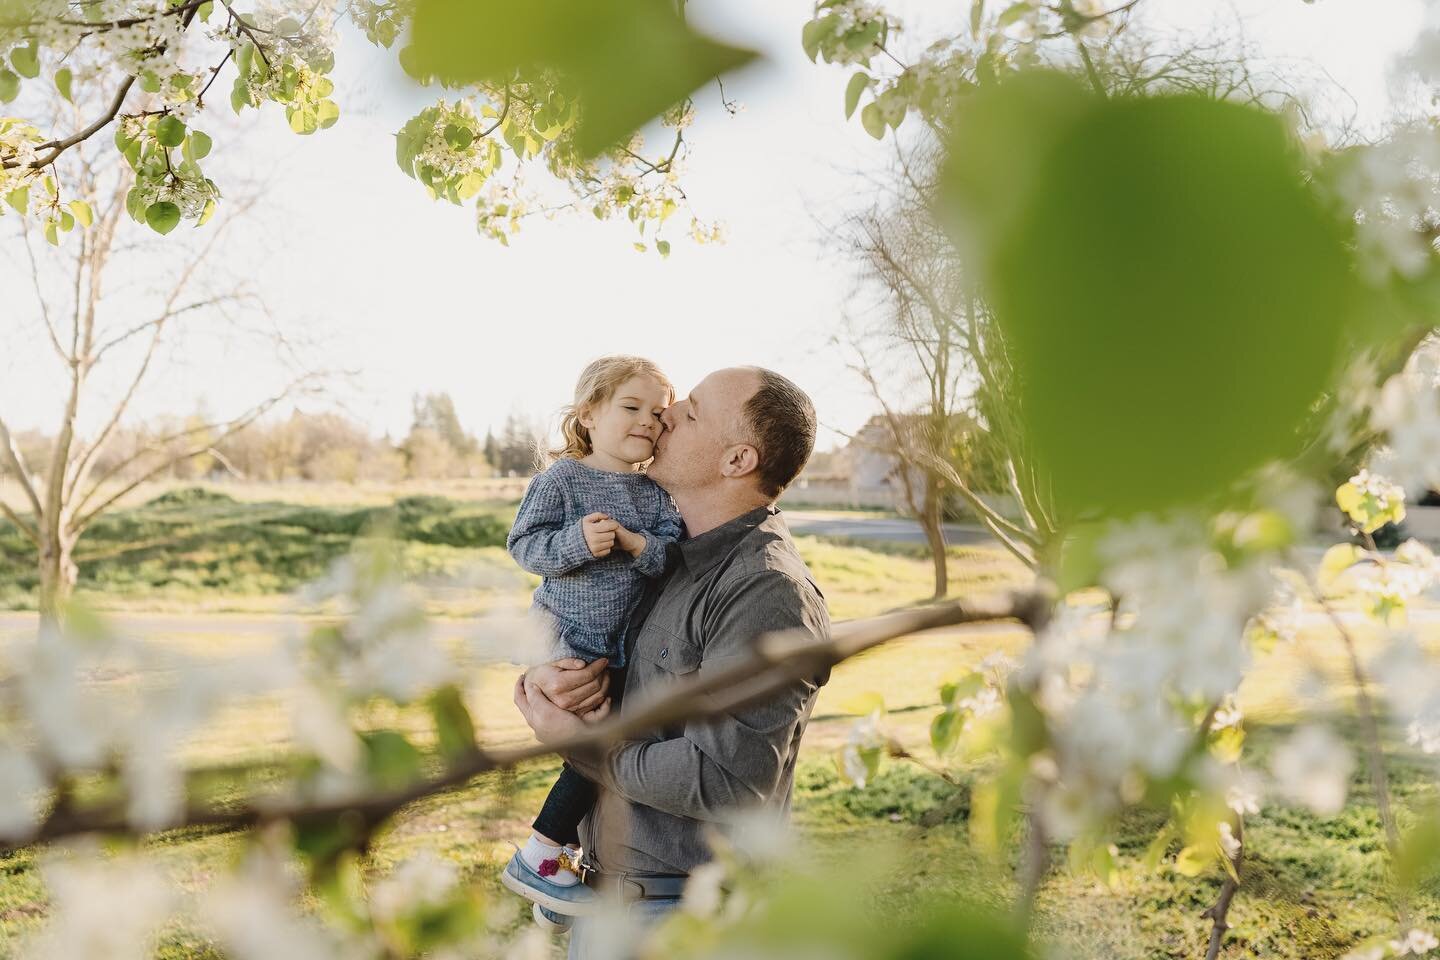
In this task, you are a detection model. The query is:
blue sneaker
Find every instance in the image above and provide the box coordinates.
[500,849,600,916]
[533,902,573,933]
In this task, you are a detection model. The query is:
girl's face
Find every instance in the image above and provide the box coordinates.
[580,374,670,469]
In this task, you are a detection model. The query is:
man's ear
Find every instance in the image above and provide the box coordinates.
[720,444,760,481]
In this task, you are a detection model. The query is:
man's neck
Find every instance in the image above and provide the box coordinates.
[670,488,772,538]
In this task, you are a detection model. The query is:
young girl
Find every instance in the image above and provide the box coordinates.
[500,355,683,927]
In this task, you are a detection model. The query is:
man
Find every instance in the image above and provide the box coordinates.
[512,366,831,956]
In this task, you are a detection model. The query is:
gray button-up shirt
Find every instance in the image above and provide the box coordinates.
[566,505,831,876]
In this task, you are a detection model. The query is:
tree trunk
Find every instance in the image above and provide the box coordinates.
[37,527,77,628]
[922,479,948,599]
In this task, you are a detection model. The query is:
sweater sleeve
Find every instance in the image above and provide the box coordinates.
[506,470,595,577]
[630,492,684,578]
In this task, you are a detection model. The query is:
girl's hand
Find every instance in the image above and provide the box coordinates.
[582,512,619,557]
[613,524,647,558]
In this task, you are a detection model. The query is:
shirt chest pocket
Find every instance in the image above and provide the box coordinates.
[637,629,702,677]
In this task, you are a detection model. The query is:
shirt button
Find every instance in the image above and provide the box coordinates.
[660,648,668,659]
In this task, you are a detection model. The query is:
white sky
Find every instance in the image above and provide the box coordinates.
[0,0,1427,450]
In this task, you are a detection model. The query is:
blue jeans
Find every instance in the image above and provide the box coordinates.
[565,896,681,960]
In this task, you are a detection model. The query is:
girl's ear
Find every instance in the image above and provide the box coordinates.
[577,404,596,430]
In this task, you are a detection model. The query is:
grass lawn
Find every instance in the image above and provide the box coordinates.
[0,487,1431,958]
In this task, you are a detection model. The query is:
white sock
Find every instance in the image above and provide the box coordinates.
[520,835,580,887]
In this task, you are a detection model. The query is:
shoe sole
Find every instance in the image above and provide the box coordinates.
[501,866,601,917]
[533,902,573,933]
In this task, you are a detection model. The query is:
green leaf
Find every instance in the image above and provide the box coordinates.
[5,186,27,215]
[844,71,870,119]
[860,102,885,140]
[155,114,186,147]
[58,210,74,232]
[185,130,212,161]
[801,17,830,62]
[0,69,18,103]
[197,1,213,22]
[236,42,255,79]
[43,219,57,245]
[1397,807,1440,893]
[288,105,318,134]
[362,730,424,789]
[443,123,473,150]
[409,0,759,158]
[1174,843,1214,877]
[68,199,93,227]
[54,67,71,102]
[930,708,962,756]
[428,686,476,762]
[971,0,985,38]
[196,197,216,226]
[125,186,147,222]
[144,201,182,235]
[317,99,340,129]
[1318,542,1364,591]
[656,239,671,257]
[996,1,1033,27]
[10,42,39,80]
[941,74,1354,520]
[139,70,161,94]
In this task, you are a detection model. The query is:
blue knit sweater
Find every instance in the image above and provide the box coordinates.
[507,457,683,665]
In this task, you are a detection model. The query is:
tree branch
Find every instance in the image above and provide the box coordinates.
[1,588,1053,852]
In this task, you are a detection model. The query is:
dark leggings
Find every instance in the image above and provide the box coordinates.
[531,667,625,846]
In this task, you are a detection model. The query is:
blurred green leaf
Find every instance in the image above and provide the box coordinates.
[427,685,476,763]
[0,69,18,103]
[53,66,71,101]
[943,73,1353,521]
[1397,806,1440,893]
[10,41,39,79]
[363,729,424,789]
[407,0,758,157]
[845,71,870,119]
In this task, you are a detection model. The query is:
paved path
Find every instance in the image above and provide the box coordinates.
[783,511,993,546]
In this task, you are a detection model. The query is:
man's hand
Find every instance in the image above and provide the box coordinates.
[582,513,619,557]
[514,675,606,743]
[525,657,609,712]
[613,524,647,558]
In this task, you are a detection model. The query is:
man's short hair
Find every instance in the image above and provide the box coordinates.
[741,368,817,499]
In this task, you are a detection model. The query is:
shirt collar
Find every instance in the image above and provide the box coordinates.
[676,505,777,579]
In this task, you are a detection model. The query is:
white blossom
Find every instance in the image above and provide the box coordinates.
[370,852,461,922]
[1271,725,1354,817]
[21,849,174,960]
[1392,929,1440,957]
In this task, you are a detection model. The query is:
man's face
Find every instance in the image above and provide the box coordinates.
[648,368,759,493]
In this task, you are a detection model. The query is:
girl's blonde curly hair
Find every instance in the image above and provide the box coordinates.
[549,355,674,464]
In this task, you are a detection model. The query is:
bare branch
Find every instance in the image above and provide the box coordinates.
[0,417,44,521]
[0,498,40,547]
[70,377,315,534]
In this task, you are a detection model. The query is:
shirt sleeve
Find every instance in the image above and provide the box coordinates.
[566,570,830,820]
[630,494,684,578]
[505,470,595,577]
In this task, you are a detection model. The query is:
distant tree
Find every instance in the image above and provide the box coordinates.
[410,393,477,457]
[493,413,542,476]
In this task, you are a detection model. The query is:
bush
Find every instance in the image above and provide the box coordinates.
[145,487,237,508]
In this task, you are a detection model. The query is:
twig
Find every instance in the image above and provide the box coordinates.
[1201,818,1243,960]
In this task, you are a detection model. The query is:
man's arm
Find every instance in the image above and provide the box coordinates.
[566,571,830,821]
